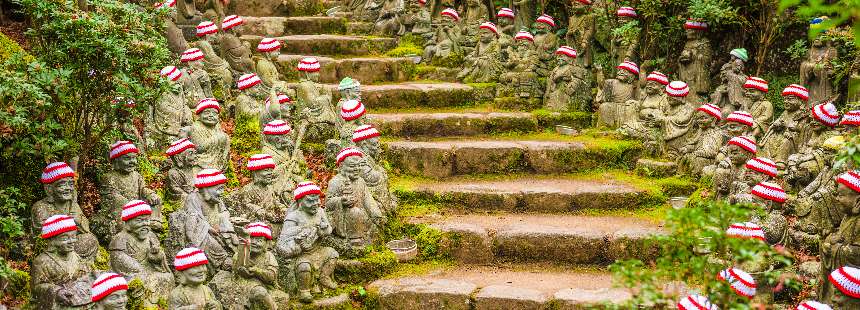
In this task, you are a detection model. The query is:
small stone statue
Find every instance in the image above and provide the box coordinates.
[533,14,559,77]
[461,0,487,30]
[262,120,308,192]
[543,46,592,112]
[260,94,294,128]
[406,0,431,39]
[619,73,668,155]
[165,138,197,204]
[188,98,231,171]
[711,136,757,201]
[195,21,234,99]
[326,148,385,249]
[90,273,129,310]
[788,146,846,253]
[32,215,95,309]
[33,162,99,263]
[511,0,533,31]
[611,7,640,64]
[596,61,639,128]
[231,154,288,236]
[678,19,712,97]
[276,182,339,303]
[149,66,193,148]
[457,22,502,83]
[724,110,755,138]
[235,73,266,118]
[423,8,463,62]
[211,223,289,309]
[337,77,362,112]
[175,0,202,25]
[180,48,214,106]
[637,72,669,119]
[801,19,838,105]
[498,31,540,98]
[296,57,339,139]
[374,0,406,36]
[169,247,224,309]
[759,84,809,169]
[353,125,397,213]
[496,8,516,62]
[785,99,840,191]
[219,15,255,75]
[109,201,174,307]
[729,157,777,205]
[255,38,288,95]
[157,1,188,56]
[662,81,695,157]
[742,77,774,137]
[565,0,595,67]
[678,104,723,176]
[819,171,860,303]
[111,98,144,146]
[749,181,789,245]
[826,266,860,308]
[711,48,749,118]
[339,99,368,146]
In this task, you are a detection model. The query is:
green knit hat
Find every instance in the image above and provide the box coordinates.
[730,48,748,62]
[338,77,356,91]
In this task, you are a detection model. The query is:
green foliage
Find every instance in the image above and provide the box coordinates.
[761,73,800,117]
[336,247,399,284]
[385,33,424,57]
[687,0,742,27]
[0,32,30,63]
[785,39,808,61]
[611,21,641,46]
[0,258,30,304]
[780,0,860,46]
[0,187,28,259]
[92,246,111,271]
[230,115,262,157]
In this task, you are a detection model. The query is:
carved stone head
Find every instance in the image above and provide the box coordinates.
[340,156,363,181]
[178,264,208,285]
[199,183,226,205]
[45,176,76,203]
[252,167,275,186]
[684,28,701,40]
[783,94,803,112]
[249,233,269,255]
[112,152,139,175]
[835,181,860,215]
[95,290,128,310]
[188,59,204,70]
[265,132,294,152]
[298,194,321,215]
[616,68,635,83]
[743,87,764,101]
[727,144,751,166]
[50,229,78,255]
[125,213,151,241]
[725,122,750,137]
[644,80,662,95]
[198,107,220,127]
[171,147,197,169]
[357,136,381,160]
[694,110,717,128]
[305,71,321,83]
[266,49,281,60]
[480,28,495,43]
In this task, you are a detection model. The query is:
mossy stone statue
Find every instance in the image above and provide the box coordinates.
[108,206,174,308]
[326,151,385,250]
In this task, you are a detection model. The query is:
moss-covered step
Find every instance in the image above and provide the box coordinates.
[228,0,325,17]
[369,110,593,137]
[240,34,397,56]
[275,54,415,84]
[238,17,348,36]
[368,264,630,309]
[282,81,483,109]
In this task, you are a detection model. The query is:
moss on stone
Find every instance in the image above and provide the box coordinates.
[430,51,465,68]
[2,265,30,305]
[92,246,111,271]
[336,247,398,284]
[532,109,593,129]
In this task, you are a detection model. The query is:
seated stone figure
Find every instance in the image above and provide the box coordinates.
[596,61,639,128]
[458,22,502,83]
[219,15,254,75]
[262,120,309,191]
[788,142,846,253]
[749,181,789,248]
[90,272,129,310]
[296,57,339,140]
[728,157,777,205]
[165,138,198,204]
[188,98,231,171]
[543,46,591,112]
[760,84,808,170]
[235,73,267,118]
[711,136,757,201]
[337,78,361,111]
[499,31,540,98]
[148,66,193,148]
[32,162,99,263]
[255,38,288,95]
[232,154,289,237]
[495,8,516,63]
[785,99,840,192]
[109,200,174,307]
[211,222,289,309]
[327,148,385,249]
[338,99,368,146]
[353,125,397,214]
[423,8,463,63]
[260,93,294,129]
[180,48,214,107]
[373,0,405,36]
[169,247,224,309]
[195,21,234,99]
[710,48,749,119]
[662,81,695,157]
[709,111,755,170]
[32,215,96,309]
[677,104,723,176]
[742,77,774,138]
[819,171,860,304]
[276,182,339,303]
[533,14,559,77]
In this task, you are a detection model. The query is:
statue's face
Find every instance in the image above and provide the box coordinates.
[266,133,293,151]
[299,194,321,215]
[727,145,749,166]
[114,153,138,174]
[182,264,208,284]
[786,158,816,185]
[639,110,658,127]
[480,30,495,43]
[47,177,76,202]
[517,40,531,49]
[783,95,802,111]
[835,182,859,214]
[556,54,570,65]
[616,69,634,82]
[98,290,128,310]
[645,81,662,94]
[741,169,766,186]
[253,168,274,186]
[812,37,823,47]
[51,230,77,255]
[725,122,748,136]
[178,148,198,167]
[358,137,381,159]
[667,96,685,107]
[199,108,220,126]
[342,156,362,180]
[200,184,225,204]
[267,50,281,59]
[571,1,587,12]
[498,18,513,27]
[535,23,549,33]
[695,112,715,128]
[249,235,268,254]
[189,60,204,69]
[127,215,151,239]
[684,28,699,39]
[743,88,763,100]
[306,71,320,82]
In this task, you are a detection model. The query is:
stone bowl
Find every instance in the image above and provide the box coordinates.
[386,238,418,262]
[406,55,422,64]
[555,125,578,136]
[668,196,689,209]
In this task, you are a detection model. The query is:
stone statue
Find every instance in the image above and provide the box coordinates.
[111,98,144,146]
[533,14,559,77]
[729,157,776,205]
[678,19,712,97]
[338,99,368,146]
[235,73,267,118]
[596,61,639,128]
[276,182,339,303]
[610,7,640,64]
[260,94,294,129]
[231,154,289,237]
[175,0,202,25]
[169,247,224,309]
[262,120,309,192]
[405,0,431,39]
[462,0,487,29]
[498,31,540,98]
[511,0,533,31]
[740,77,773,137]
[149,66,193,148]
[759,84,809,169]
[711,48,749,118]
[210,223,289,309]
[296,57,339,140]
[255,38,288,96]
[157,2,188,56]
[788,147,846,253]
[219,15,255,76]
[374,0,406,36]
[457,22,502,83]
[849,57,860,104]
[495,8,515,63]
[543,46,592,112]
[32,215,95,309]
[749,181,789,245]
[353,125,397,214]
[423,8,463,62]
[32,162,99,263]
[819,171,860,303]
[662,81,695,157]
[678,104,723,176]
[337,77,362,112]
[165,138,198,204]
[565,0,595,67]
[188,99,230,171]
[90,273,128,310]
[800,30,837,105]
[711,136,757,201]
[108,201,174,307]
[180,48,214,106]
[785,99,840,191]
[195,21,233,99]
[326,148,385,249]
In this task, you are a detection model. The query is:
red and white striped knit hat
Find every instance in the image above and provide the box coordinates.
[726,222,766,241]
[336,147,364,166]
[677,294,717,310]
[828,266,860,298]
[441,8,460,21]
[514,31,534,42]
[836,170,860,193]
[41,162,76,184]
[796,300,833,310]
[257,38,281,52]
[555,46,577,58]
[41,214,77,239]
[196,21,218,37]
[195,98,220,115]
[745,157,778,177]
[166,138,196,156]
[840,111,860,126]
[782,84,809,101]
[751,181,787,203]
[479,22,498,35]
[91,273,128,303]
[726,111,755,127]
[297,57,321,72]
[697,104,722,120]
[109,141,139,160]
[340,99,366,121]
[536,14,556,28]
[684,19,708,30]
[812,100,840,127]
[181,48,204,62]
[727,136,757,154]
[646,71,669,85]
[237,73,262,90]
[719,267,757,298]
[121,200,152,221]
[222,15,244,30]
[245,222,273,240]
[497,8,515,19]
[160,66,182,81]
[154,0,175,10]
[743,76,769,93]
[174,247,209,271]
[617,7,637,18]
[293,181,322,200]
[616,61,639,75]
[194,169,227,188]
[266,93,292,105]
[666,81,690,97]
[247,154,276,171]
[574,0,592,4]
[263,120,291,135]
[418,0,426,5]
[353,124,381,143]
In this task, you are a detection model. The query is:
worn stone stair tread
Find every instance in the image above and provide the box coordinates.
[238,16,348,36]
[240,34,397,56]
[275,54,414,83]
[368,112,540,137]
[283,81,482,109]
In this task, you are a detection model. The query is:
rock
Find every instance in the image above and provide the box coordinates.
[474,285,548,310]
[635,158,677,178]
[433,222,493,264]
[368,112,539,138]
[553,288,632,309]
[313,293,352,309]
[370,278,476,310]
[276,55,415,84]
[238,17,348,37]
[229,0,325,17]
[240,34,397,56]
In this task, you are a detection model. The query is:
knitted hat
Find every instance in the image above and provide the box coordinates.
[617,7,637,18]
[718,267,757,298]
[840,111,860,126]
[616,61,640,75]
[338,77,358,91]
[726,111,755,127]
[497,8,515,19]
[263,120,291,135]
[336,147,364,166]
[41,162,76,184]
[247,154,276,171]
[828,266,860,298]
[751,181,787,203]
[796,300,833,310]
[222,15,244,30]
[174,247,209,271]
[293,181,322,200]
[265,93,292,105]
[297,57,321,72]
[697,104,722,120]
[418,0,426,5]
[745,157,778,177]
[514,31,534,42]
[154,0,176,9]
[121,200,152,221]
[166,138,196,156]
[91,273,128,303]
[666,81,690,97]
[727,136,757,154]
[441,8,460,21]
[340,99,366,121]
[195,98,221,114]
[743,77,769,93]
[109,141,139,160]
[726,222,766,241]
[245,222,273,240]
[180,48,204,62]
[684,19,708,30]
[836,170,860,193]
[677,294,717,310]
[731,48,749,62]
[353,124,381,143]
[41,214,77,239]
[812,100,840,127]
[194,169,227,188]
[555,46,577,58]
[160,66,182,81]
[646,71,669,85]
[479,22,498,35]
[782,84,809,101]
[536,14,556,28]
[196,21,218,37]
[237,73,262,90]
[574,0,592,4]
[257,38,281,52]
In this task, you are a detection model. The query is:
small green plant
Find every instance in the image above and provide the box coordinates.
[785,39,808,61]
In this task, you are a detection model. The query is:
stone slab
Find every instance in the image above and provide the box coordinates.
[368,112,539,137]
[228,0,325,17]
[240,34,397,56]
[275,54,415,83]
[281,82,476,109]
[474,285,548,310]
[369,278,476,310]
[238,17,348,36]
[553,288,632,309]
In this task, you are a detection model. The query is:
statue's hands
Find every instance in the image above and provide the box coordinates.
[205,300,221,310]
[237,266,252,277]
[57,289,76,305]
[148,193,162,206]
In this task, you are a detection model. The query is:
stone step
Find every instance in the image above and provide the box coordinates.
[240,34,397,56]
[283,82,489,109]
[238,17,348,36]
[229,0,326,17]
[369,264,631,309]
[368,111,593,137]
[275,54,416,84]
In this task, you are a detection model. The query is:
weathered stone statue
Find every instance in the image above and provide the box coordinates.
[760,84,809,169]
[339,99,368,146]
[749,181,789,246]
[565,0,595,67]
[337,77,361,112]
[188,99,230,171]
[326,148,385,249]
[457,22,502,83]
[236,73,266,118]
[678,19,711,97]
[724,110,755,138]
[711,48,749,118]
[165,138,197,204]
[33,162,99,263]
[211,223,289,309]
[511,0,533,31]
[219,15,255,75]
[169,247,223,309]
[406,0,431,39]
[108,201,174,307]
[111,98,144,146]
[819,171,860,303]
[353,125,397,213]
[742,77,773,137]
[785,99,840,191]
[262,120,309,192]
[175,0,202,25]
[296,57,339,139]
[374,0,406,36]
[461,0,487,29]
[260,94,294,128]
[662,81,695,157]
[826,266,860,308]
[711,136,757,201]
[801,24,837,105]
[729,157,777,205]
[498,31,540,98]
[90,272,128,310]
[423,8,463,62]
[637,72,669,118]
[787,140,846,253]
[533,14,559,76]
[495,8,515,63]
[611,7,640,64]
[678,104,723,176]
[180,48,214,105]
[32,215,95,309]
[232,154,289,236]
[276,182,339,303]
[195,21,233,99]
[149,66,193,148]
[157,1,188,56]
[596,61,639,128]
[255,38,288,94]
[175,0,224,27]
[544,46,592,112]
[849,57,860,105]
